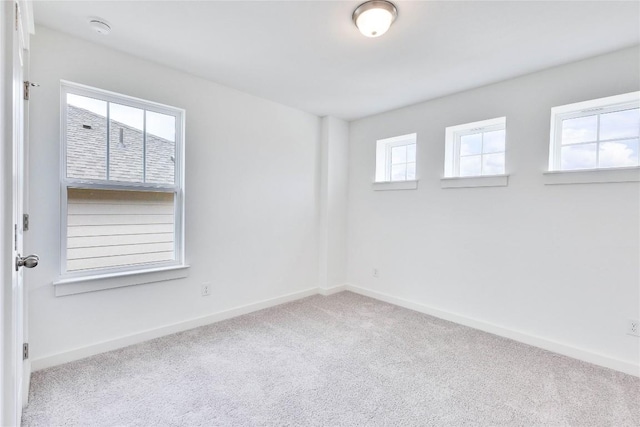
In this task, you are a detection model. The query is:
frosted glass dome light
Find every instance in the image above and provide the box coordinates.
[353,1,398,38]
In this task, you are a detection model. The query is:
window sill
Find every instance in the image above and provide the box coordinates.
[53,264,190,297]
[543,167,640,185]
[440,174,509,189]
[372,180,418,191]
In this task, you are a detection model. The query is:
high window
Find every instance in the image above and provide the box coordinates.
[548,92,639,171]
[60,81,185,280]
[444,117,506,178]
[375,133,417,182]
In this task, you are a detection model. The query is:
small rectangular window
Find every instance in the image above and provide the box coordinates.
[444,117,506,178]
[61,81,185,280]
[549,92,640,171]
[375,133,417,182]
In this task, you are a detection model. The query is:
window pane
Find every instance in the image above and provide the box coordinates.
[561,115,597,145]
[561,143,597,170]
[66,94,107,180]
[406,162,416,180]
[391,164,406,181]
[391,145,407,164]
[599,108,640,141]
[145,111,176,184]
[406,143,416,163]
[460,155,481,176]
[67,188,175,272]
[460,133,482,156]
[109,103,144,182]
[482,153,505,175]
[598,139,639,168]
[483,130,505,153]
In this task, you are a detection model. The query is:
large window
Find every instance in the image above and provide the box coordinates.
[444,117,506,177]
[60,81,185,280]
[375,133,417,182]
[549,92,639,171]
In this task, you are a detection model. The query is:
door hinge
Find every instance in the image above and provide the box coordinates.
[15,3,18,31]
[23,343,29,360]
[23,213,29,231]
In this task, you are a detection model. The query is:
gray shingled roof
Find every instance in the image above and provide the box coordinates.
[66,105,175,184]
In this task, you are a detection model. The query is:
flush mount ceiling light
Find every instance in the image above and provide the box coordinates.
[352,0,398,38]
[89,18,111,35]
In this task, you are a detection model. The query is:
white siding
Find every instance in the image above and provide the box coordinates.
[67,189,175,272]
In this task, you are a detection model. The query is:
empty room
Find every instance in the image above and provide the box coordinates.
[1,0,639,426]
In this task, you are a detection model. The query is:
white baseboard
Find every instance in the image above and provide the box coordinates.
[318,284,347,296]
[32,283,637,377]
[31,287,319,371]
[345,284,640,377]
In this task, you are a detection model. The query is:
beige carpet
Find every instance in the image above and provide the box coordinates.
[23,292,640,426]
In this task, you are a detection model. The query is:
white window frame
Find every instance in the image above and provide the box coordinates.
[441,117,508,189]
[548,91,640,172]
[374,133,417,189]
[56,81,187,290]
[444,117,507,178]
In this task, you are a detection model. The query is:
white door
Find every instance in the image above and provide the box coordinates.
[2,1,33,425]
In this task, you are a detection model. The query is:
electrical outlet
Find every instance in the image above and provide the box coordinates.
[372,268,379,278]
[628,319,640,337]
[201,283,211,297]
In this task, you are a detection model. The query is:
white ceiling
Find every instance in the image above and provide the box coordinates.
[34,1,640,121]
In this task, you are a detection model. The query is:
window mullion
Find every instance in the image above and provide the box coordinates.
[455,133,461,176]
[61,81,184,281]
[446,117,506,177]
[106,102,110,180]
[554,119,562,170]
[551,92,639,171]
[595,113,601,168]
[64,179,177,193]
[386,145,392,181]
[480,131,485,176]
[376,133,417,183]
[143,111,147,183]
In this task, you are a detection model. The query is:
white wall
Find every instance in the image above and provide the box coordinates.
[25,26,640,375]
[26,27,321,363]
[318,116,349,290]
[347,47,640,370]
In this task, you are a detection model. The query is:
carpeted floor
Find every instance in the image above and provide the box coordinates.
[23,292,640,426]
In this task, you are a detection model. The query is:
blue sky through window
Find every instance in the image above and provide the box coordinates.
[67,93,175,141]
[560,107,639,169]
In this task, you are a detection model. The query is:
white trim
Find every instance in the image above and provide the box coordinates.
[445,117,507,178]
[28,284,640,377]
[318,284,347,296]
[58,81,186,284]
[548,91,640,171]
[1,4,13,424]
[372,180,418,191]
[550,91,640,116]
[375,133,417,183]
[31,286,319,371]
[344,284,640,377]
[440,174,509,189]
[60,80,185,116]
[445,116,506,135]
[543,167,640,185]
[53,264,190,296]
[16,1,33,51]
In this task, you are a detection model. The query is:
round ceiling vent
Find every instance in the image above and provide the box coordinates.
[89,19,111,35]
